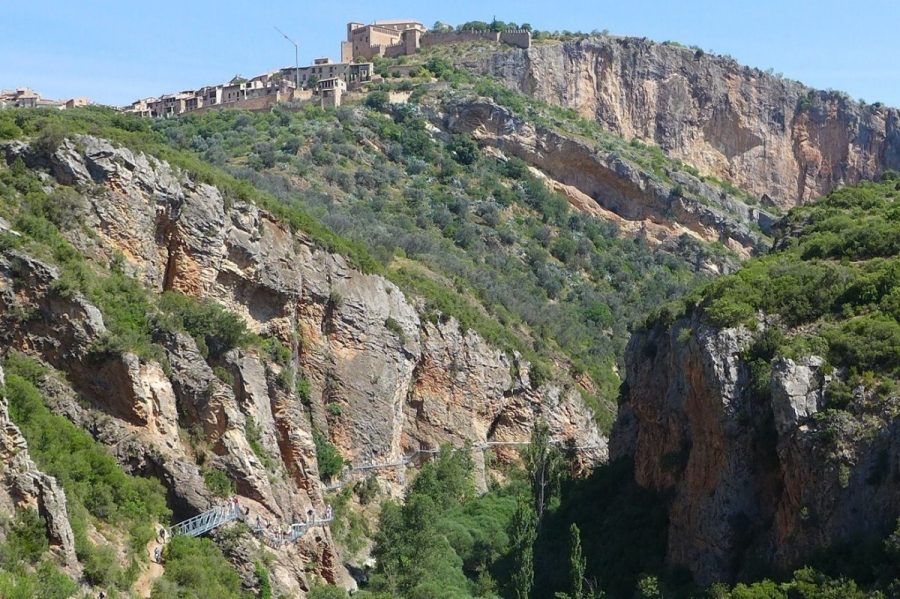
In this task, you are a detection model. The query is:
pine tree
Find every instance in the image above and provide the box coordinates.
[509,498,537,599]
[569,523,586,599]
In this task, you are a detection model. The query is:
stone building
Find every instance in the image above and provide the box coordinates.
[0,88,40,108]
[315,77,346,109]
[340,19,530,61]
[341,20,426,61]
[280,58,372,90]
[64,98,90,109]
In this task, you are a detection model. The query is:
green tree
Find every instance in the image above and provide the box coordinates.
[569,523,587,599]
[509,498,537,599]
[524,420,563,522]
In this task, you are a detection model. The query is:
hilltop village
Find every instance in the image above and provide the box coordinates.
[121,19,531,117]
[2,20,532,118]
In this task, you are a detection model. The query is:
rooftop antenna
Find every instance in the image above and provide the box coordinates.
[274,26,300,91]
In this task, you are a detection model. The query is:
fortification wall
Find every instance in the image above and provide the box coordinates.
[191,93,282,114]
[383,43,407,58]
[499,29,532,49]
[421,30,500,47]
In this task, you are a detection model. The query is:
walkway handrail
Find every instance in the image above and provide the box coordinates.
[167,503,333,549]
[323,439,604,491]
[167,503,243,538]
[249,513,334,548]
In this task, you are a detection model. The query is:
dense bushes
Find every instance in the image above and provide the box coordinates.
[158,291,250,358]
[152,536,247,599]
[680,177,900,380]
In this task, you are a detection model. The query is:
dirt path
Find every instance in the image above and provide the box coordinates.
[133,539,165,598]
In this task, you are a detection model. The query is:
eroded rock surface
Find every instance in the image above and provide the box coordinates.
[475,37,900,209]
[614,313,900,585]
[1,136,605,593]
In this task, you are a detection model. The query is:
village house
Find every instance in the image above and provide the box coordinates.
[314,77,346,109]
[1,88,41,108]
[65,97,90,109]
[1,88,92,110]
[279,58,372,90]
[125,98,154,118]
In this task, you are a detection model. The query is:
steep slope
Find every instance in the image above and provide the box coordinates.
[0,116,603,594]
[612,175,900,586]
[149,78,766,416]
[472,36,900,208]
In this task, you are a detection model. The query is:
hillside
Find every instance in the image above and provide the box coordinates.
[0,108,604,595]
[0,24,898,599]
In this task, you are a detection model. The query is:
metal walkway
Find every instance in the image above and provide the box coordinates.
[249,513,334,548]
[324,439,604,491]
[168,503,244,538]
[167,504,333,548]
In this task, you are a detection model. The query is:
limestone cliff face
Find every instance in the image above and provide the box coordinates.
[613,312,900,585]
[437,97,771,264]
[1,136,605,592]
[475,37,900,209]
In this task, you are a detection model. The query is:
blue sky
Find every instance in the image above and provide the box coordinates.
[2,0,899,107]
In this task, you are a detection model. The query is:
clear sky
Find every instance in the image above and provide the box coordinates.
[2,0,899,107]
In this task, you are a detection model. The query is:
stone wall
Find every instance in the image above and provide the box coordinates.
[383,43,407,58]
[190,93,283,114]
[421,30,500,47]
[499,29,532,49]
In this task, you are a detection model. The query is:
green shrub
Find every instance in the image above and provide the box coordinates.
[314,433,344,481]
[365,91,390,112]
[158,291,250,358]
[153,535,244,599]
[0,508,48,565]
[255,561,272,599]
[0,561,78,599]
[203,467,235,498]
[384,317,406,343]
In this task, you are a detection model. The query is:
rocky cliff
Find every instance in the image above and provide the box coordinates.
[0,135,605,593]
[0,362,78,572]
[614,314,900,585]
[611,175,900,585]
[474,37,900,209]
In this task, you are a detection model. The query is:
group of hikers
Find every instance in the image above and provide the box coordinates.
[251,504,334,547]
